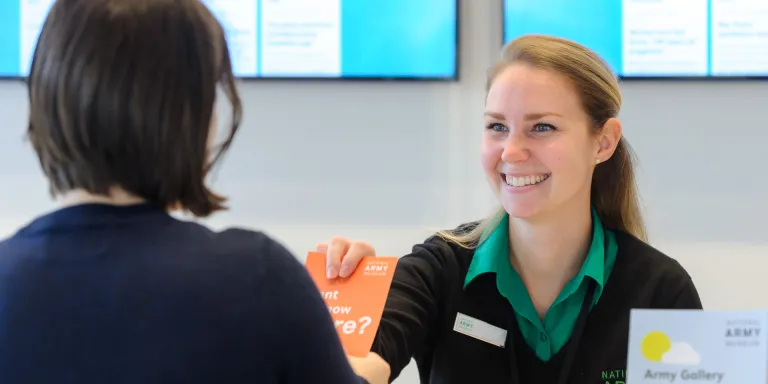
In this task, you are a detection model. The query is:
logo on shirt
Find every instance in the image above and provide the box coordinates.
[601,369,625,384]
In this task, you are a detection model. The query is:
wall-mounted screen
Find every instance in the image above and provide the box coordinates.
[503,0,768,79]
[0,0,458,80]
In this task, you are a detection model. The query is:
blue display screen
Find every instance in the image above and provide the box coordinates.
[0,0,458,80]
[503,0,768,78]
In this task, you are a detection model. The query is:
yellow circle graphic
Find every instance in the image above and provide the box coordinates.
[641,331,672,361]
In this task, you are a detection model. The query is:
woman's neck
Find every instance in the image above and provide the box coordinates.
[507,202,594,318]
[57,188,145,208]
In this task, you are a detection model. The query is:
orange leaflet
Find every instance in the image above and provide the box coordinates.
[305,252,398,357]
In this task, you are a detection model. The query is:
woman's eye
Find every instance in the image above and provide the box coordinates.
[488,123,507,132]
[533,123,555,132]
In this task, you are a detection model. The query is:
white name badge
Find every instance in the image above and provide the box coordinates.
[453,313,507,347]
[627,309,768,383]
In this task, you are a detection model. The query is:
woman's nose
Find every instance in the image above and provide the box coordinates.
[500,134,530,163]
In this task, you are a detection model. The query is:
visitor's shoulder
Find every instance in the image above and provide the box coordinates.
[161,222,304,285]
[212,227,300,273]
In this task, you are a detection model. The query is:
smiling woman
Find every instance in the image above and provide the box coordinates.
[318,34,703,384]
[443,34,643,247]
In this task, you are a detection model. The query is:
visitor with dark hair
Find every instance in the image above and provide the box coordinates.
[0,1,389,383]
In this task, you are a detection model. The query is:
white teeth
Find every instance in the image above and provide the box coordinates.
[505,174,549,187]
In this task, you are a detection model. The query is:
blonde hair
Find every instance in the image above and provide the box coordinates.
[438,34,646,248]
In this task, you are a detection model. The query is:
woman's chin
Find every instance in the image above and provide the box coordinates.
[500,200,543,220]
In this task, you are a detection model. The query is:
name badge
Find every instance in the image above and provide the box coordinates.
[453,313,507,347]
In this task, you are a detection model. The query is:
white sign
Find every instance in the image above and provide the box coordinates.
[627,309,768,383]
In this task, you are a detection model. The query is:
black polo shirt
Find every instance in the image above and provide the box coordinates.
[370,222,703,384]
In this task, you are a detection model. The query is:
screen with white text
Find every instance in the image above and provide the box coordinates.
[503,0,768,77]
[0,0,458,79]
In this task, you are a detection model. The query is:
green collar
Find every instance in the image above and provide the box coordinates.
[464,208,609,300]
[463,208,617,361]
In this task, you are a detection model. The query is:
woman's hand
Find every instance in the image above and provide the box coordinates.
[348,352,390,384]
[316,237,376,279]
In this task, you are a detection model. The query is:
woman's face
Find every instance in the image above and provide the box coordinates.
[481,63,620,220]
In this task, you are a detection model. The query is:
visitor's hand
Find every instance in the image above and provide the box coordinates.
[316,237,376,279]
[348,352,390,384]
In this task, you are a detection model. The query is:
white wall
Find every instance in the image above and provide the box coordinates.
[1,0,767,382]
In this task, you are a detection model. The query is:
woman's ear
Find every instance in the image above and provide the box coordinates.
[596,118,622,163]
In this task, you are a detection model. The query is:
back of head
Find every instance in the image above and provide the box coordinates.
[27,0,242,217]
[491,34,646,241]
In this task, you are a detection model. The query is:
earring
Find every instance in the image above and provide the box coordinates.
[596,159,601,164]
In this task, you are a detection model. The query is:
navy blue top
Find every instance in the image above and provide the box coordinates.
[0,203,365,384]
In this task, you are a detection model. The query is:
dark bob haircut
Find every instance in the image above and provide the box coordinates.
[27,0,242,217]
